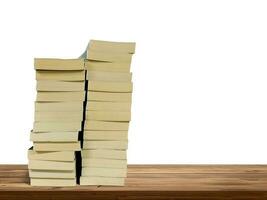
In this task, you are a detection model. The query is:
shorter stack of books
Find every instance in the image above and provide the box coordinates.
[28,59,85,186]
[80,40,135,186]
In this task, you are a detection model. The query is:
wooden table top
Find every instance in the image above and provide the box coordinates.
[0,164,267,199]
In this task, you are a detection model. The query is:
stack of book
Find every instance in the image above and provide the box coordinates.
[28,58,85,186]
[80,40,135,186]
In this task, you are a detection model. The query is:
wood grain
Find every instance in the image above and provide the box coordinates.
[0,165,267,199]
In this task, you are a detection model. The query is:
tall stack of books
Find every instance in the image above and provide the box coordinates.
[80,40,135,186]
[28,59,85,186]
[27,40,135,186]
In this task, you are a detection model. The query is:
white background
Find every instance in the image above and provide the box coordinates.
[0,0,267,164]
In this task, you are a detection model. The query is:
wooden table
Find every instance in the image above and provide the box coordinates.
[0,165,267,199]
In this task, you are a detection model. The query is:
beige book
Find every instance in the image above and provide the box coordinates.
[83,141,128,150]
[36,70,85,81]
[82,167,127,177]
[84,131,128,141]
[35,111,83,122]
[82,149,126,160]
[82,158,127,168]
[85,61,130,72]
[28,150,75,161]
[86,110,131,121]
[87,50,132,62]
[37,91,85,101]
[86,101,131,111]
[29,170,76,178]
[89,40,135,54]
[33,142,81,151]
[35,102,83,112]
[34,58,84,70]
[33,122,81,132]
[30,132,78,142]
[37,80,84,91]
[31,178,76,186]
[84,121,129,131]
[28,160,75,171]
[87,91,132,102]
[88,81,132,92]
[87,71,132,82]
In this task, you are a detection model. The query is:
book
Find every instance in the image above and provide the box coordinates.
[84,131,128,141]
[82,167,126,177]
[87,91,132,102]
[36,91,85,102]
[82,149,126,160]
[89,40,135,54]
[31,178,76,186]
[35,111,83,122]
[28,160,75,171]
[28,149,75,161]
[29,170,76,178]
[35,102,83,111]
[34,58,84,70]
[33,122,82,132]
[87,71,132,82]
[88,81,132,92]
[86,101,131,111]
[85,61,131,72]
[37,80,84,91]
[86,110,130,121]
[30,132,78,142]
[33,142,81,151]
[84,121,129,131]
[83,141,128,150]
[82,158,127,168]
[36,70,85,81]
[80,177,124,186]
[87,51,132,62]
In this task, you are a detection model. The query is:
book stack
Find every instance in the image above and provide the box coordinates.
[28,59,85,186]
[80,40,135,186]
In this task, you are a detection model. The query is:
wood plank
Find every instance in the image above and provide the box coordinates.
[0,165,27,170]
[0,165,266,200]
[128,165,267,173]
